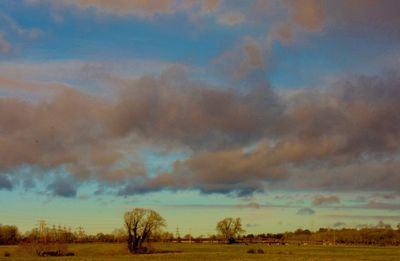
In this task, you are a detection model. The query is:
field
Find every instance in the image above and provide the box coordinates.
[1,243,400,261]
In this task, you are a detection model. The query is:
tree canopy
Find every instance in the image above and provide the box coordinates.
[124,208,165,253]
[216,217,245,244]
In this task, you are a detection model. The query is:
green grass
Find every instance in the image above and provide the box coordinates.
[1,243,399,260]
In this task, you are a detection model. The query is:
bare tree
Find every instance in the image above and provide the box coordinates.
[124,208,165,253]
[216,217,245,244]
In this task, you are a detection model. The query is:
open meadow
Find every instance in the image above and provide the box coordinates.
[1,243,399,261]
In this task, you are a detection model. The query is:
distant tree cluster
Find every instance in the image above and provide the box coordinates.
[25,225,75,243]
[282,225,400,245]
[2,213,400,250]
[242,224,400,246]
[0,223,126,245]
[0,225,20,245]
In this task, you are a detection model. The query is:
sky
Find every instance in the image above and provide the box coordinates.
[0,0,400,236]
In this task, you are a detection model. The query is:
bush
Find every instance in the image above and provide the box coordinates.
[34,243,74,257]
[4,251,11,257]
[133,247,150,254]
[247,248,264,254]
[247,248,256,254]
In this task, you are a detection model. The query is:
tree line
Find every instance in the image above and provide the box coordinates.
[1,208,400,251]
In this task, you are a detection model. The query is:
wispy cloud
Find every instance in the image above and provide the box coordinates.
[296,208,315,216]
[27,0,222,18]
[327,215,400,222]
[0,32,11,54]
[312,195,340,206]
[0,175,12,190]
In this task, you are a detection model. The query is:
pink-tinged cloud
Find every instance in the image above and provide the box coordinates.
[72,0,176,16]
[118,69,400,196]
[29,0,222,18]
[312,195,340,206]
[214,1,400,80]
[287,0,324,32]
[1,66,400,196]
[217,12,245,26]
[0,32,11,54]
[201,0,222,14]
[215,37,268,80]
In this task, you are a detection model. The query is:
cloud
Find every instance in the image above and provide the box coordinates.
[356,221,394,229]
[110,67,282,150]
[0,16,42,55]
[28,0,222,18]
[1,65,400,197]
[0,59,176,90]
[71,0,176,17]
[217,12,245,26]
[119,142,286,196]
[325,0,400,34]
[287,0,324,32]
[235,202,261,209]
[200,0,222,14]
[329,214,400,222]
[287,160,400,192]
[120,69,400,196]
[0,75,68,94]
[47,176,77,198]
[285,0,400,36]
[0,66,281,196]
[312,195,340,206]
[296,207,315,216]
[366,200,400,211]
[333,222,346,227]
[0,85,136,190]
[214,37,270,80]
[213,1,400,81]
[27,0,400,38]
[2,15,41,39]
[0,175,12,190]
[0,32,11,54]
[245,223,259,228]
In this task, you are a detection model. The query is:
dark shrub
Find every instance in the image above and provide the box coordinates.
[228,237,237,244]
[247,248,256,254]
[134,247,150,254]
[4,251,11,257]
[257,249,264,254]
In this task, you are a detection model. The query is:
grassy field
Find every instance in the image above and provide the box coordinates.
[1,243,399,261]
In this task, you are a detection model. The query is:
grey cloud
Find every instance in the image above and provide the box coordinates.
[97,70,400,196]
[0,32,11,54]
[0,175,12,190]
[312,195,340,206]
[235,202,261,209]
[354,221,394,229]
[28,0,222,18]
[245,223,259,228]
[296,207,315,216]
[333,222,346,228]
[214,1,400,83]
[366,200,400,211]
[47,177,77,198]
[327,215,400,222]
[111,68,282,150]
[1,67,400,197]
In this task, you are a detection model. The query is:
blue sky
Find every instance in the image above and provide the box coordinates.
[0,0,400,235]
